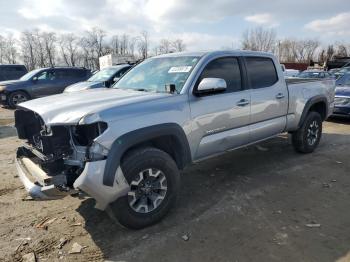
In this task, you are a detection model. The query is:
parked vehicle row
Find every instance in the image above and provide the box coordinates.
[64,64,132,93]
[0,67,91,108]
[14,50,335,229]
[333,72,350,117]
[297,70,333,79]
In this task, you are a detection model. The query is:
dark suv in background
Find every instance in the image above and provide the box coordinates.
[0,64,28,81]
[0,67,91,108]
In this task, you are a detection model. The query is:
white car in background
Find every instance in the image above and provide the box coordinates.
[284,69,300,78]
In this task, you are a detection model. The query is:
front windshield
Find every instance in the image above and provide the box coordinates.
[88,67,122,82]
[20,69,42,81]
[114,56,200,93]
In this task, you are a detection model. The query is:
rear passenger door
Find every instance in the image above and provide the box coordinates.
[55,69,75,93]
[190,57,251,160]
[245,56,288,141]
[54,69,85,93]
[31,70,59,97]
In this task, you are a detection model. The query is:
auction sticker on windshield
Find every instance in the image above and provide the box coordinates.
[168,66,192,73]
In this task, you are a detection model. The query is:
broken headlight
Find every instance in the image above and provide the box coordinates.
[89,142,109,161]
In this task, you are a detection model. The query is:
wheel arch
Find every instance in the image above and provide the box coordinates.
[103,123,192,186]
[298,95,328,128]
[9,89,32,98]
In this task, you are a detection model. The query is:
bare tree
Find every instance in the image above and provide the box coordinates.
[59,33,80,66]
[242,27,277,52]
[278,39,298,62]
[278,38,320,63]
[327,45,335,60]
[0,35,5,63]
[138,30,149,59]
[111,35,120,55]
[334,43,348,57]
[79,27,110,69]
[2,35,18,64]
[41,32,56,67]
[292,39,320,63]
[318,49,327,64]
[158,39,172,54]
[20,31,37,70]
[171,39,186,52]
[155,38,187,55]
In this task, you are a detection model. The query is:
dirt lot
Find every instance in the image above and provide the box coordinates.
[0,107,350,262]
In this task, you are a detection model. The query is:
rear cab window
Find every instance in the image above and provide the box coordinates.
[245,57,278,89]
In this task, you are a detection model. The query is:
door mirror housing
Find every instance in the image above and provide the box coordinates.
[32,76,38,82]
[196,78,227,95]
[113,77,120,82]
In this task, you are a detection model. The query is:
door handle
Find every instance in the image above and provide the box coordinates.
[276,93,285,99]
[236,99,250,107]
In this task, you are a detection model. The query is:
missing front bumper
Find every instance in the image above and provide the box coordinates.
[15,156,74,199]
[16,147,130,210]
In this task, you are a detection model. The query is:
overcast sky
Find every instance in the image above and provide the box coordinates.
[0,0,349,50]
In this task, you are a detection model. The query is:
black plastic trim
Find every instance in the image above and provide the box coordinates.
[103,123,192,186]
[298,95,328,128]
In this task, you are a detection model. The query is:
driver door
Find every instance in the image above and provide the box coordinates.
[189,57,251,160]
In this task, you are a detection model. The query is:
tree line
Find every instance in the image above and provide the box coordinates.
[0,28,186,70]
[1,26,350,70]
[242,27,350,65]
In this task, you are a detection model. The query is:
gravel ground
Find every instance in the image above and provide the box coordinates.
[0,107,350,262]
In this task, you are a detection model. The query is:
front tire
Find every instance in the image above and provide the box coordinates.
[111,147,180,229]
[8,91,30,109]
[292,111,322,153]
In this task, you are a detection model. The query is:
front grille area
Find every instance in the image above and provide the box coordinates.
[15,109,72,161]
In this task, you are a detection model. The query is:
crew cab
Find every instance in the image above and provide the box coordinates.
[14,51,335,229]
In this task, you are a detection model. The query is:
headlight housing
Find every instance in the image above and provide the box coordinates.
[334,97,350,106]
[89,141,109,160]
[0,86,6,92]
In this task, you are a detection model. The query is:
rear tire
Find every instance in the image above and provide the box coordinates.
[8,91,30,109]
[111,147,180,229]
[292,111,322,153]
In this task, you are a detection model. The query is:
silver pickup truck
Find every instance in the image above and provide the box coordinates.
[14,51,335,229]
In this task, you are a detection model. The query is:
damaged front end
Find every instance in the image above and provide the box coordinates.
[14,109,119,206]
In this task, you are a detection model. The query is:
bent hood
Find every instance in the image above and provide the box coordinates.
[17,88,169,125]
[64,81,105,93]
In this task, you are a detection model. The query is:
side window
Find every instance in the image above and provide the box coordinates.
[37,70,56,81]
[55,70,66,79]
[69,70,86,78]
[196,57,242,93]
[56,69,85,79]
[116,67,130,78]
[245,57,278,89]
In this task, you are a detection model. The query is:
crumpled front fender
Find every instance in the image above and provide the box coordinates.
[73,160,130,210]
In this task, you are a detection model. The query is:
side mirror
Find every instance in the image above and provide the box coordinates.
[32,77,38,82]
[113,77,120,82]
[196,78,227,95]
